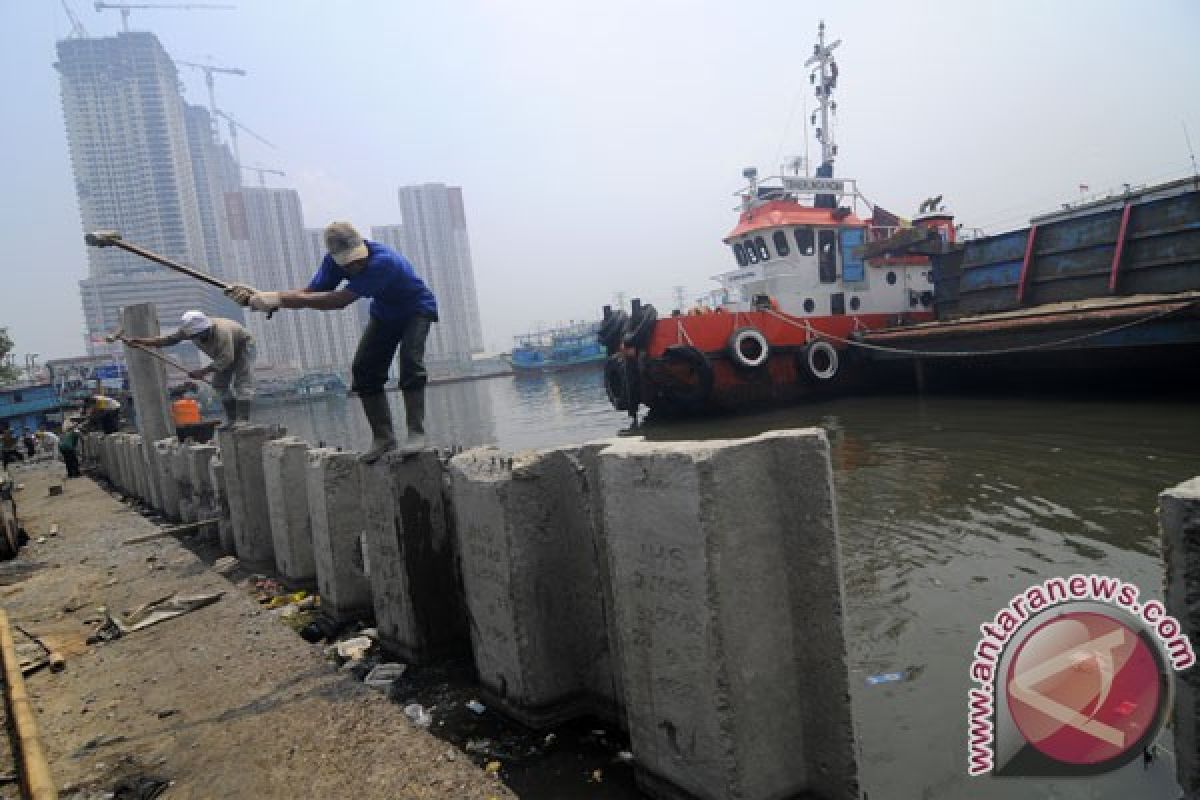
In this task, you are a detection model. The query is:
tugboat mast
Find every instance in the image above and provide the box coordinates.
[805,20,841,205]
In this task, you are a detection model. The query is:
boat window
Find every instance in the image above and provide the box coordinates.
[803,298,815,313]
[794,227,815,256]
[743,239,759,264]
[850,296,861,311]
[773,230,790,257]
[755,236,770,261]
[886,271,897,285]
[818,229,837,283]
[733,243,748,267]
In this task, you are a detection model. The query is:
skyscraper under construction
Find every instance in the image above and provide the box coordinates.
[55,31,236,362]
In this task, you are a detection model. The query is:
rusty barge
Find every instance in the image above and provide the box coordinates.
[858,176,1200,391]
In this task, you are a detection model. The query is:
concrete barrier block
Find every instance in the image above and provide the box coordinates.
[263,437,316,586]
[361,450,469,664]
[1161,476,1200,795]
[152,438,182,521]
[110,434,128,493]
[448,446,617,728]
[208,454,235,554]
[598,429,859,800]
[307,449,371,624]
[171,442,195,522]
[100,435,117,484]
[132,435,152,505]
[185,445,218,519]
[221,425,279,568]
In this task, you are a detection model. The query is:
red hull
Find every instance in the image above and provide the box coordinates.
[608,309,935,415]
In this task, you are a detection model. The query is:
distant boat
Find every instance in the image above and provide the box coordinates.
[509,321,606,373]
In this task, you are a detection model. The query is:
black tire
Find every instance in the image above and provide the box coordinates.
[727,326,770,370]
[604,354,631,411]
[597,311,629,353]
[800,340,839,381]
[623,304,658,349]
[652,345,713,413]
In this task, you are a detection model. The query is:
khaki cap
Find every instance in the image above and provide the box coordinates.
[324,221,369,267]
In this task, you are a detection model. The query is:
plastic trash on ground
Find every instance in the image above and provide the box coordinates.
[363,663,407,690]
[404,703,432,728]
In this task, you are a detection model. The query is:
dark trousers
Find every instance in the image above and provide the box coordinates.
[351,314,435,396]
[99,410,119,434]
[63,450,81,478]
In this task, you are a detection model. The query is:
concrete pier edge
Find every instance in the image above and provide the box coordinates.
[1161,476,1200,796]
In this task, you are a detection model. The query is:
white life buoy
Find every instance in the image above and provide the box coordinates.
[804,340,839,381]
[727,327,770,369]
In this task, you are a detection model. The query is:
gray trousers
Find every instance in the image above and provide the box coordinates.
[212,341,257,401]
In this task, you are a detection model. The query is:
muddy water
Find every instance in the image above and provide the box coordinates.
[260,372,1200,799]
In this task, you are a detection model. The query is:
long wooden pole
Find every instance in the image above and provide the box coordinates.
[0,609,57,799]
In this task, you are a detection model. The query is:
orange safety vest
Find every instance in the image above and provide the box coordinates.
[171,398,201,426]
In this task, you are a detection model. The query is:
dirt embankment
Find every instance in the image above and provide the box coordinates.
[0,462,513,800]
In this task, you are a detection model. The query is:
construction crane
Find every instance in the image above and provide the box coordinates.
[61,0,90,38]
[241,165,286,187]
[214,109,274,172]
[175,60,246,120]
[93,2,235,33]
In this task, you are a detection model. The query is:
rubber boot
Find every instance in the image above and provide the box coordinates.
[398,389,426,456]
[359,393,397,464]
[218,396,238,430]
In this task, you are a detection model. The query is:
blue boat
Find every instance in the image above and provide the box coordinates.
[509,321,606,373]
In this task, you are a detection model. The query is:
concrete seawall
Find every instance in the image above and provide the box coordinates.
[81,427,861,800]
[1161,477,1200,796]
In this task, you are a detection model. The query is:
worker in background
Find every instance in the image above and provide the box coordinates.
[224,222,437,463]
[58,423,81,479]
[126,311,256,427]
[21,431,36,459]
[37,425,59,458]
[1,426,22,467]
[83,394,121,434]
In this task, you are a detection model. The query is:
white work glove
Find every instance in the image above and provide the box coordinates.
[224,284,258,306]
[248,291,283,312]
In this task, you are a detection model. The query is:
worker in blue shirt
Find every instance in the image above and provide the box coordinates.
[225,222,437,462]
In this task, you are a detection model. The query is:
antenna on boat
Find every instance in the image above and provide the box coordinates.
[805,20,841,207]
[1185,120,1199,178]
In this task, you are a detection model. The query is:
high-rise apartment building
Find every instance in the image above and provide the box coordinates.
[394,184,485,367]
[302,228,365,374]
[227,187,311,369]
[56,32,228,362]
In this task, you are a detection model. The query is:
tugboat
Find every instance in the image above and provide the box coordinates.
[599,21,948,418]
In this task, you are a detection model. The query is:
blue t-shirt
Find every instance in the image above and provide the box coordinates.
[306,240,438,325]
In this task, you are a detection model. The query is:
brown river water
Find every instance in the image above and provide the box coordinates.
[257,370,1199,799]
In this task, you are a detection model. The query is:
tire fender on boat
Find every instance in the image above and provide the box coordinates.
[657,345,713,411]
[597,310,630,354]
[623,304,658,349]
[727,327,770,369]
[801,340,839,381]
[604,353,640,411]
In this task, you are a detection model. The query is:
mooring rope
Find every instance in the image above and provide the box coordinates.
[760,299,1199,358]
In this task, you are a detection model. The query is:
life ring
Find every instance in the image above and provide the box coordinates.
[802,340,839,381]
[727,327,770,369]
[597,310,629,353]
[623,304,658,349]
[652,345,713,412]
[604,354,631,411]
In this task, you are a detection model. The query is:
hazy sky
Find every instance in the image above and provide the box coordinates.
[3,0,1199,361]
